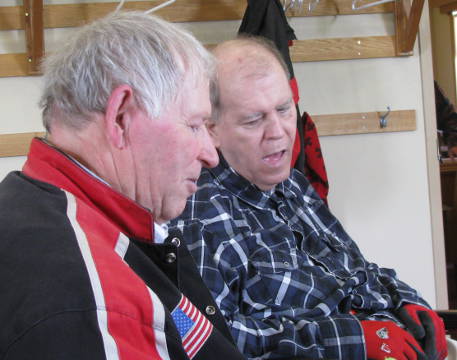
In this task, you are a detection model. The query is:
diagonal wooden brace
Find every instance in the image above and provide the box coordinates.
[23,0,44,75]
[395,0,425,55]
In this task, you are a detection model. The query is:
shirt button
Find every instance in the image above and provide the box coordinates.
[205,305,216,315]
[165,252,176,263]
[170,237,181,247]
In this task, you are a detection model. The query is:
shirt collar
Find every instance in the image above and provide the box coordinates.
[207,154,297,210]
[23,138,155,242]
[154,223,169,243]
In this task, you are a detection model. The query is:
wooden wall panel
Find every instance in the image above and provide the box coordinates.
[0,110,416,157]
[313,109,416,135]
[0,36,397,78]
[0,53,28,78]
[0,132,45,158]
[291,36,396,62]
[0,0,393,31]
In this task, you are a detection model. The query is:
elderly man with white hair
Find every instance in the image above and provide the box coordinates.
[0,12,248,360]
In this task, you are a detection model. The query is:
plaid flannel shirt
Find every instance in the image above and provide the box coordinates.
[169,157,429,360]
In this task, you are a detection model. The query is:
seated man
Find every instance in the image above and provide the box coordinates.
[169,37,447,359]
[0,12,247,360]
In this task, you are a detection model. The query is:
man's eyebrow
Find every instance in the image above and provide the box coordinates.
[277,98,294,108]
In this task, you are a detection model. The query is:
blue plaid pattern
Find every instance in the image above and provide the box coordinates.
[169,157,429,360]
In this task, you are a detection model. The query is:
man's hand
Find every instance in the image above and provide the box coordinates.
[397,304,447,360]
[361,320,426,360]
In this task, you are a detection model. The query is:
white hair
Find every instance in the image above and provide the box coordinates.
[40,11,214,131]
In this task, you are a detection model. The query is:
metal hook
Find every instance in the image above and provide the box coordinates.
[379,106,391,128]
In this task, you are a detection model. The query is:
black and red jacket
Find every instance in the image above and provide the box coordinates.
[0,138,244,360]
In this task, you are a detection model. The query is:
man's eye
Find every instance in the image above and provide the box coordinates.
[278,106,291,114]
[243,115,262,126]
[245,119,259,126]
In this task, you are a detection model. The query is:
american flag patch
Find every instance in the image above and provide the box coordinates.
[171,295,213,359]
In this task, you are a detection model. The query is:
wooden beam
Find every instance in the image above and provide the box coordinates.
[430,0,457,7]
[0,0,394,31]
[0,36,397,78]
[0,110,416,157]
[290,36,396,62]
[440,1,457,12]
[0,132,45,158]
[0,53,28,78]
[23,0,44,75]
[395,0,425,55]
[395,0,411,55]
[404,0,425,51]
[314,109,416,136]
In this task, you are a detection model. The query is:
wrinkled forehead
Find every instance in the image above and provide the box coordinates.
[219,58,289,101]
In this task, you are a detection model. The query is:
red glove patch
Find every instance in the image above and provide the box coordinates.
[397,304,447,360]
[361,320,426,360]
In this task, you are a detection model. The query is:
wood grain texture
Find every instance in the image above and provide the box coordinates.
[394,0,424,55]
[290,36,396,61]
[24,0,44,75]
[0,0,393,31]
[429,0,456,7]
[440,1,457,11]
[0,36,397,78]
[313,109,416,135]
[0,110,416,157]
[0,53,29,77]
[0,132,45,158]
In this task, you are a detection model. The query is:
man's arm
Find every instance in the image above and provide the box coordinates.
[186,230,366,359]
[174,219,431,360]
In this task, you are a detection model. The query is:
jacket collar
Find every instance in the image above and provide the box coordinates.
[22,138,154,242]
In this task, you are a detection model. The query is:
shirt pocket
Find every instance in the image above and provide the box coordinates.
[244,246,299,310]
[301,233,354,279]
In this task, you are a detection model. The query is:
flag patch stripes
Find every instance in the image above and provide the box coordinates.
[171,295,213,359]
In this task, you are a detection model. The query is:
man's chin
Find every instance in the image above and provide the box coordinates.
[156,200,187,224]
[257,170,291,190]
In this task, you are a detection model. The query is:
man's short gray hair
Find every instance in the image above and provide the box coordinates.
[210,36,290,123]
[40,11,215,132]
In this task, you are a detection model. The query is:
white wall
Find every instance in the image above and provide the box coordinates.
[0,1,439,306]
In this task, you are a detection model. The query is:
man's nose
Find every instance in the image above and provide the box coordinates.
[199,127,219,168]
[265,115,286,139]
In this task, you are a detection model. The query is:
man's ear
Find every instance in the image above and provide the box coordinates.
[104,85,134,149]
[206,121,221,148]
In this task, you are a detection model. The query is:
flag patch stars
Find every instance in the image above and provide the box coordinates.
[171,295,213,359]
